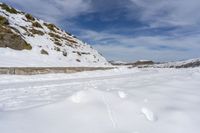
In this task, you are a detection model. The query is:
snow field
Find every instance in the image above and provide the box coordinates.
[0,67,200,133]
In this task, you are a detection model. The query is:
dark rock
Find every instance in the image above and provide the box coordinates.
[76,59,81,62]
[62,51,67,57]
[41,49,49,55]
[0,25,32,50]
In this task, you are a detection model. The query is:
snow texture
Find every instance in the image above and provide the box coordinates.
[0,67,200,133]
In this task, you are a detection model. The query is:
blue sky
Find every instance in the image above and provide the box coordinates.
[2,0,200,62]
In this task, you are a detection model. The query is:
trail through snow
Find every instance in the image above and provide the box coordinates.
[102,93,118,129]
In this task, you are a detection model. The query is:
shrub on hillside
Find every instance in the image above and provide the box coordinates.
[0,15,9,25]
[0,3,19,14]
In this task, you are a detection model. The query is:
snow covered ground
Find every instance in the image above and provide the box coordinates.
[0,67,200,133]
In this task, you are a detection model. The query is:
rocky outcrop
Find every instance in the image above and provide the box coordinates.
[136,59,200,68]
[41,49,49,55]
[175,61,200,68]
[0,15,32,50]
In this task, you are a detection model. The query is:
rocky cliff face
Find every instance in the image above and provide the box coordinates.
[0,3,110,67]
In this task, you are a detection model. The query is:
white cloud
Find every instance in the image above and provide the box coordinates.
[77,29,200,61]
[2,0,92,23]
[94,43,200,62]
[129,0,200,27]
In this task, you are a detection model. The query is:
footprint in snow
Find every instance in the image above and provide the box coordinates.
[141,107,157,122]
[118,91,127,99]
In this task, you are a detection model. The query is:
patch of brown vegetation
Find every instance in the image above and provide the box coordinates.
[48,32,77,45]
[25,14,35,21]
[29,28,44,36]
[54,41,62,46]
[10,27,22,36]
[65,38,77,44]
[0,3,19,14]
[44,23,59,32]
[49,32,61,39]
[20,26,34,36]
[0,15,9,25]
[32,22,43,29]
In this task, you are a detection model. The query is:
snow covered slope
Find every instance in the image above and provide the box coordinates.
[154,58,200,68]
[126,58,200,68]
[0,3,110,67]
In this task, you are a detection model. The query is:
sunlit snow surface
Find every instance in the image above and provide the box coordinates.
[0,67,200,133]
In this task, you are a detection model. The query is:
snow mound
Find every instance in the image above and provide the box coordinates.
[141,107,157,122]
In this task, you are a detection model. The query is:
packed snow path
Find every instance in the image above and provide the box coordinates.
[0,68,200,133]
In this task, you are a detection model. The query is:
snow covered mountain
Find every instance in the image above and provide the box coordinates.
[0,3,110,67]
[110,60,154,66]
[154,58,200,68]
[129,58,200,68]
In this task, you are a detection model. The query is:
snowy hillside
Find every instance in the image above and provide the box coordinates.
[0,3,110,67]
[0,67,200,133]
[126,58,200,68]
[154,58,200,68]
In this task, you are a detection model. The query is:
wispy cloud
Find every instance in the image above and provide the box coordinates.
[1,0,92,23]
[129,0,200,27]
[75,28,200,61]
